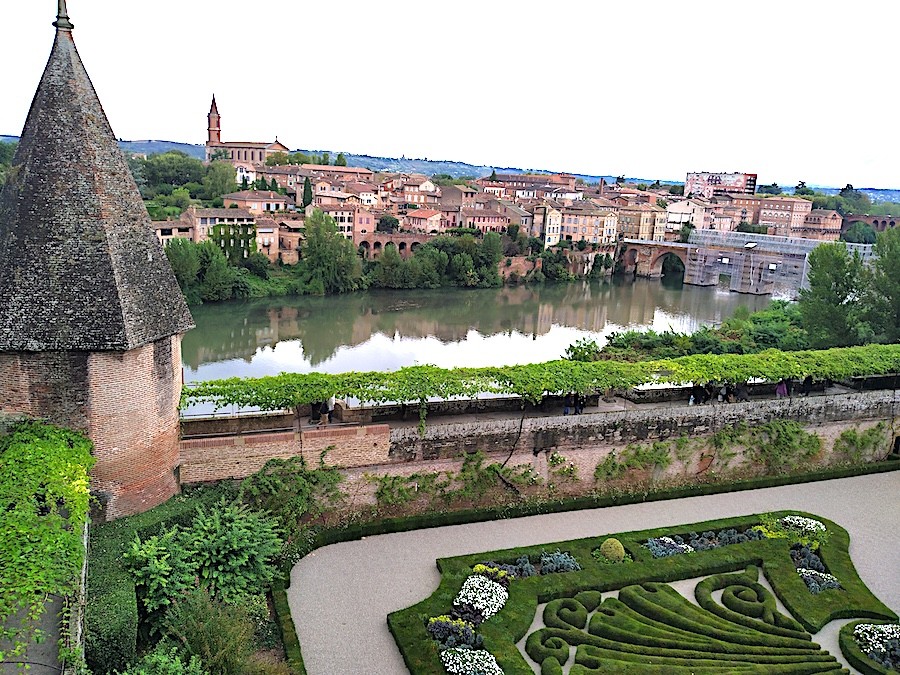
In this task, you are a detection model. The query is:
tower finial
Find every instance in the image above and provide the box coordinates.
[54,0,74,30]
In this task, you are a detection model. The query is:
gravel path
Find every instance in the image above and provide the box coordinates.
[288,472,900,675]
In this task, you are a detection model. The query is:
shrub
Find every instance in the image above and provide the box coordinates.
[425,615,482,650]
[440,648,503,675]
[164,590,255,675]
[853,622,900,671]
[182,500,283,604]
[118,644,205,675]
[644,536,694,558]
[797,568,843,594]
[453,576,508,621]
[471,564,512,589]
[597,538,625,562]
[539,549,581,575]
[791,544,826,573]
[123,528,197,640]
[754,513,829,550]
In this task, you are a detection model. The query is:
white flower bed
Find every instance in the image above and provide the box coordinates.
[780,516,826,536]
[854,622,900,657]
[441,647,504,675]
[797,568,841,588]
[454,575,509,620]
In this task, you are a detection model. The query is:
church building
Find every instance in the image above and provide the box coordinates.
[0,2,195,519]
[205,97,291,164]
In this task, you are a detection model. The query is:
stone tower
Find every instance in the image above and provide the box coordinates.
[0,2,195,519]
[207,95,221,146]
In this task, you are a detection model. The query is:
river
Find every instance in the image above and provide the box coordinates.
[182,279,774,384]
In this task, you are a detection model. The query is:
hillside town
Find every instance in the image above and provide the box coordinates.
[148,98,871,266]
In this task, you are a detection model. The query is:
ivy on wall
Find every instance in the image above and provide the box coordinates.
[0,422,95,662]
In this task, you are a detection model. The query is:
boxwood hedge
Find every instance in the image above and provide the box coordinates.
[388,512,897,674]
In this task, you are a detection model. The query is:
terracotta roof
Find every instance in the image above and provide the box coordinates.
[0,25,193,350]
[224,190,290,201]
[406,209,441,219]
[462,208,504,218]
[183,208,254,219]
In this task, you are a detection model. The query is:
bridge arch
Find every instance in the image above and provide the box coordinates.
[649,249,687,278]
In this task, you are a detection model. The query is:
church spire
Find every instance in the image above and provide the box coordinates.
[53,0,74,31]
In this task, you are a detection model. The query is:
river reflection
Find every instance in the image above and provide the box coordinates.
[182,279,774,383]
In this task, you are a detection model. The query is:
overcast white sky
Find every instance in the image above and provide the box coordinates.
[2,1,897,188]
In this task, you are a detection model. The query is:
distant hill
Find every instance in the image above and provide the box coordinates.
[3,135,898,201]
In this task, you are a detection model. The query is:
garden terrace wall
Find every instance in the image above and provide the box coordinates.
[178,390,897,489]
[179,424,390,484]
[389,389,899,460]
[181,411,295,437]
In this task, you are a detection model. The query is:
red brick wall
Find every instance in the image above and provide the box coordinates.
[0,336,184,520]
[87,337,183,519]
[179,424,391,484]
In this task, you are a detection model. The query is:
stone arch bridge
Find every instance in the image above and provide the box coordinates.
[620,236,824,295]
[356,232,432,259]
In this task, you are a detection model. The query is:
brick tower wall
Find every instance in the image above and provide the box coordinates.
[0,335,184,519]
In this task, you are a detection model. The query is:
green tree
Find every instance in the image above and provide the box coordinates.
[210,148,231,162]
[202,161,236,200]
[143,151,204,187]
[164,239,201,290]
[302,176,313,207]
[269,178,279,191]
[241,251,271,280]
[794,181,815,196]
[320,151,330,165]
[757,182,782,195]
[197,241,237,302]
[266,152,289,166]
[297,209,361,293]
[861,227,900,343]
[376,214,399,233]
[668,184,684,196]
[489,169,497,181]
[841,221,877,244]
[289,151,312,165]
[799,243,866,348]
[334,152,347,166]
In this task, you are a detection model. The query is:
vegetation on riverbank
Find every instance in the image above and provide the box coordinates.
[565,227,899,362]
[165,209,616,304]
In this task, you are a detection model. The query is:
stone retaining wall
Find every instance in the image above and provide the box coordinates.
[179,424,390,484]
[389,390,898,460]
[179,390,897,493]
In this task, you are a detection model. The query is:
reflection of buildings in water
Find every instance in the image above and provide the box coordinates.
[182,280,774,370]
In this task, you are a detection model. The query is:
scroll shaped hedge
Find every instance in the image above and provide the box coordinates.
[182,342,900,412]
[387,511,897,674]
[0,422,94,662]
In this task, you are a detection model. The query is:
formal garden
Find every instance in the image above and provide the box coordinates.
[389,513,899,674]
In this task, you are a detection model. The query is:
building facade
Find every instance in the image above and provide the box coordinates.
[685,171,758,199]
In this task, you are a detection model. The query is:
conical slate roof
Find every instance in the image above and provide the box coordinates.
[0,17,194,351]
